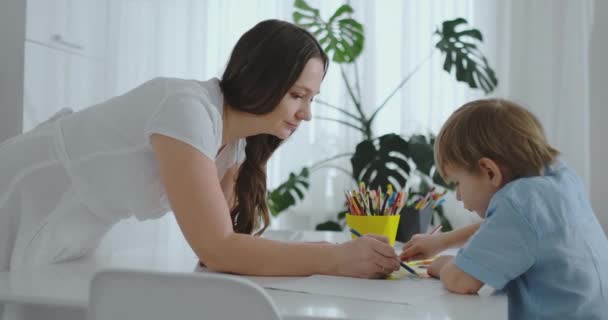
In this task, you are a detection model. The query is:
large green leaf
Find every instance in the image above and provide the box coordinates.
[293,0,364,63]
[435,18,498,94]
[407,134,435,176]
[433,205,453,232]
[267,168,310,216]
[315,208,347,231]
[350,134,411,190]
[315,220,343,231]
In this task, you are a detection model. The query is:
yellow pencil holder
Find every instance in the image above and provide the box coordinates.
[345,214,401,246]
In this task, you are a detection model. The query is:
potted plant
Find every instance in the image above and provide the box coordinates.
[268,0,497,233]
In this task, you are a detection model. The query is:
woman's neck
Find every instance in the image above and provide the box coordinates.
[221,103,266,145]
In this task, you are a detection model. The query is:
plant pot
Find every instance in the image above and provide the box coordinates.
[395,206,433,243]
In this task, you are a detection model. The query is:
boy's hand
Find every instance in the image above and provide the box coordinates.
[427,255,454,278]
[400,233,447,262]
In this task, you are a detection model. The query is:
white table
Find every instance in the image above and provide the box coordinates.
[0,230,506,320]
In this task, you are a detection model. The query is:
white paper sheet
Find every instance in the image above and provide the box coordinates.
[264,271,447,305]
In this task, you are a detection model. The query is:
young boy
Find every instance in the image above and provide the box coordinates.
[401,99,608,319]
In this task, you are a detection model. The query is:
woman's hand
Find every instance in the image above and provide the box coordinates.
[333,235,401,279]
[400,233,447,262]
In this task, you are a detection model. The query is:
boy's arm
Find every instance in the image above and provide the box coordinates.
[428,256,484,294]
[441,221,482,248]
[440,259,484,294]
[401,221,482,261]
[435,197,536,295]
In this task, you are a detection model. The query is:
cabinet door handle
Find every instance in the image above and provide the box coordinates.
[51,34,84,50]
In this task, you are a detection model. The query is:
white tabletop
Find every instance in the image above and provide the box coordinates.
[0,230,506,320]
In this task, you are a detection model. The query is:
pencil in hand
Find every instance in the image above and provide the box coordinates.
[349,228,419,277]
[429,224,443,235]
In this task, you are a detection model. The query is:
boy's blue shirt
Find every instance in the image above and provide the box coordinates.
[454,160,608,320]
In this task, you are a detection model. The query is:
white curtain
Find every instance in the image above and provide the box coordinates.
[436,0,594,228]
[99,0,594,250]
[477,0,594,186]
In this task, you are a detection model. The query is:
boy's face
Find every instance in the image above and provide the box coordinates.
[444,164,501,218]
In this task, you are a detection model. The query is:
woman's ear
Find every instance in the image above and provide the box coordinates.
[478,157,504,188]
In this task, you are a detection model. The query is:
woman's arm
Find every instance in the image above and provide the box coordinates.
[150,134,400,278]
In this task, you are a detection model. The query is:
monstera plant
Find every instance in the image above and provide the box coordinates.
[267,0,498,231]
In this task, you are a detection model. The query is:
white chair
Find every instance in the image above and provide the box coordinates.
[87,269,282,320]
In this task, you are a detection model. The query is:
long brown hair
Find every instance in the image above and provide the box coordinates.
[434,98,559,181]
[220,19,328,236]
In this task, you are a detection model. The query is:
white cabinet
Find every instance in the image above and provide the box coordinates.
[25,0,67,49]
[66,52,106,111]
[66,0,108,59]
[22,41,67,131]
[23,0,107,132]
[26,0,107,59]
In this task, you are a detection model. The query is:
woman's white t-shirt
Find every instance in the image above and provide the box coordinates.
[0,77,246,269]
[59,77,246,222]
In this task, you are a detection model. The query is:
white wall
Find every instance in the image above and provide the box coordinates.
[590,0,608,233]
[0,1,23,311]
[0,0,25,143]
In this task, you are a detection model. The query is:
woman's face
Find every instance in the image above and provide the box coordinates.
[265,58,324,139]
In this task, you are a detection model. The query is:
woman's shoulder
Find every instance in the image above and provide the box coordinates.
[159,77,223,113]
[160,77,219,96]
[133,77,218,100]
[143,77,225,159]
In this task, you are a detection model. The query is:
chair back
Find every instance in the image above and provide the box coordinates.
[87,269,282,320]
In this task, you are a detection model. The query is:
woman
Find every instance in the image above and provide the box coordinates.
[0,19,400,278]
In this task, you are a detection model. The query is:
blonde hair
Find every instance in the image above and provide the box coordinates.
[434,98,559,181]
